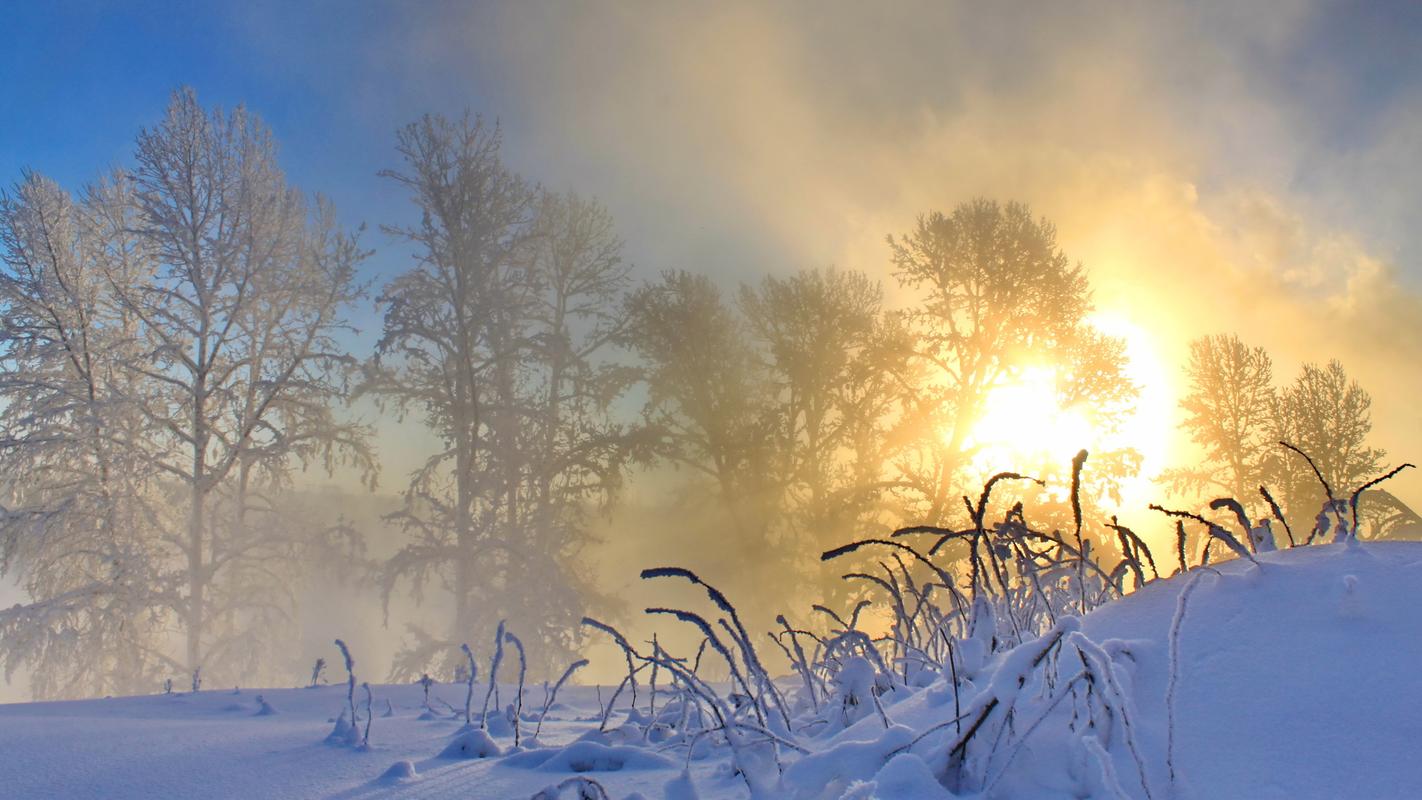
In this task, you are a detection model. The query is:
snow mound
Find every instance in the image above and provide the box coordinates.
[1073,542,1422,799]
[868,542,1422,799]
[784,725,916,793]
[663,768,701,800]
[379,759,419,782]
[756,542,1422,799]
[851,753,957,800]
[484,710,515,737]
[439,728,503,759]
[324,712,359,746]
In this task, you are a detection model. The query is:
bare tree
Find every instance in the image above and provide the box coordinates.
[625,271,777,543]
[1169,337,1404,536]
[371,116,641,676]
[1166,334,1277,507]
[1268,359,1385,524]
[739,268,911,601]
[369,113,538,676]
[887,199,1135,523]
[519,192,648,660]
[109,89,372,680]
[0,171,167,698]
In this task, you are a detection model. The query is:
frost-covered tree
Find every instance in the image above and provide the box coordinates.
[1267,359,1385,525]
[625,271,777,542]
[2,89,373,696]
[1169,338,1403,536]
[370,113,538,677]
[109,89,373,680]
[738,268,911,600]
[886,199,1135,523]
[371,115,640,677]
[519,192,649,645]
[0,171,167,698]
[1166,334,1277,507]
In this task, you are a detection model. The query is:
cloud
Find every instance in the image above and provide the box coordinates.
[366,0,1422,501]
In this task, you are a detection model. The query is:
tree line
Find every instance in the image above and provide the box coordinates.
[1169,335,1416,545]
[0,90,1403,698]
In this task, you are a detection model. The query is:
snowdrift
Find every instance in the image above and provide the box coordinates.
[0,541,1419,799]
[779,541,1422,799]
[1074,540,1422,799]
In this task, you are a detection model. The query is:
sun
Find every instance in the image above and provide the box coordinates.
[963,310,1174,509]
[966,365,1094,473]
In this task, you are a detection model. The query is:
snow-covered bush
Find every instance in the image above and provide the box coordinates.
[366,446,1422,795]
[440,727,502,759]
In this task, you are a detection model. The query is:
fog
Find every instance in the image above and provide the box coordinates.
[375,0,1422,501]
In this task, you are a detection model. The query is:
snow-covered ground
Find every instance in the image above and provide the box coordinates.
[2,541,1420,799]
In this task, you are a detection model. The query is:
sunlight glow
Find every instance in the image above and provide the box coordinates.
[963,310,1174,510]
[966,365,1093,472]
[1092,310,1174,507]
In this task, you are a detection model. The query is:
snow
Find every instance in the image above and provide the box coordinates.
[502,741,677,772]
[439,727,503,759]
[2,541,1421,798]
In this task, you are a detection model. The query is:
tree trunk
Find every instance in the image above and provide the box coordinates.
[187,356,209,674]
[452,371,476,647]
[186,484,205,673]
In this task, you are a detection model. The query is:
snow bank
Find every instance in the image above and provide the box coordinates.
[1,542,1421,799]
[439,727,503,759]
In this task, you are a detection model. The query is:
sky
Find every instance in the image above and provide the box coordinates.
[4,1,1422,523]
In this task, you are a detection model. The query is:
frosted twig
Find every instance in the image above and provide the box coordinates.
[535,658,588,740]
[460,644,478,724]
[479,620,505,730]
[334,639,357,737]
[504,628,527,747]
[1349,463,1415,535]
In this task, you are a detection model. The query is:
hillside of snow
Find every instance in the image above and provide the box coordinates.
[1,541,1420,799]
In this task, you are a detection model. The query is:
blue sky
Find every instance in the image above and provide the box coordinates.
[3,2,481,327]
